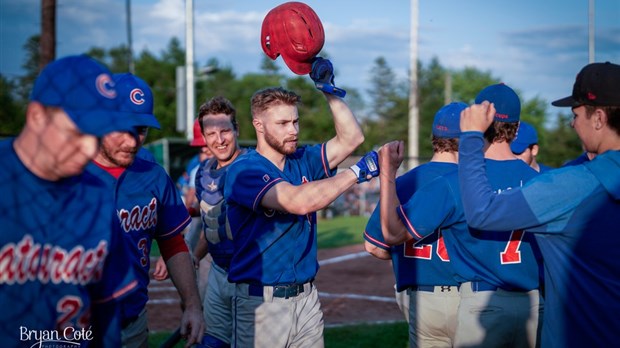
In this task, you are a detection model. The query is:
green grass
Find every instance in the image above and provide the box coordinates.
[148,321,408,347]
[317,215,368,249]
[150,215,368,258]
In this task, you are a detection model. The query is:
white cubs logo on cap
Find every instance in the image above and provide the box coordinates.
[130,88,145,105]
[95,73,117,99]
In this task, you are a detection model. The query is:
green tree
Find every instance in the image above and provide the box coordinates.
[541,113,583,167]
[0,74,25,136]
[260,56,280,75]
[17,35,41,101]
[364,57,408,152]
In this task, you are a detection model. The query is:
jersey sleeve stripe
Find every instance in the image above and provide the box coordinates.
[92,279,138,304]
[320,143,331,177]
[252,177,283,211]
[363,230,390,249]
[397,205,423,240]
[158,215,192,239]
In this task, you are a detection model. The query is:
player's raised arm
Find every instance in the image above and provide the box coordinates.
[311,59,364,168]
[378,141,411,245]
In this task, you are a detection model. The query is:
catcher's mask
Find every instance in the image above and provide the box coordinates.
[261,2,325,75]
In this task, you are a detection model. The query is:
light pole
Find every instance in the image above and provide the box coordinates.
[589,0,595,63]
[185,0,195,141]
[408,0,420,170]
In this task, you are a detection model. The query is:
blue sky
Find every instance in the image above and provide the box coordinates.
[1,0,619,120]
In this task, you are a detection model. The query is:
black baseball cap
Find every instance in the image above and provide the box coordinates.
[552,62,620,107]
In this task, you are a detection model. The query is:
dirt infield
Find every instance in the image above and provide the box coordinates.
[146,244,404,332]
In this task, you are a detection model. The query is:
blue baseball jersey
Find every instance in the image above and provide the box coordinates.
[195,150,246,270]
[539,163,553,172]
[86,156,191,321]
[563,151,591,167]
[458,131,620,347]
[397,156,543,291]
[364,162,459,291]
[136,147,157,163]
[224,144,336,285]
[0,139,137,348]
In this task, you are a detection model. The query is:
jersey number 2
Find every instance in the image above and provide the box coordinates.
[403,230,449,261]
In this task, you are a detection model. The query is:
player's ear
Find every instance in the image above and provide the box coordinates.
[26,102,50,132]
[253,117,264,134]
[594,108,607,130]
[531,144,539,157]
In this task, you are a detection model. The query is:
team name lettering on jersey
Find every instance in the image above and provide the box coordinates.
[0,235,107,285]
[118,197,158,232]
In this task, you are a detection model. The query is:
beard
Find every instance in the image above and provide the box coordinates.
[264,131,297,155]
[98,145,136,168]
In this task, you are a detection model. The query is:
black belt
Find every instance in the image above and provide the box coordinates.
[411,285,459,293]
[248,282,311,299]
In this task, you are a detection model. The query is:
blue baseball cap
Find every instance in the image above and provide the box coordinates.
[432,102,467,138]
[30,55,138,137]
[113,73,161,129]
[475,83,521,122]
[510,122,539,154]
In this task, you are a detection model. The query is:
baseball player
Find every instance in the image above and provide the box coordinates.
[0,55,139,347]
[364,102,466,347]
[187,96,245,347]
[152,121,213,283]
[381,84,543,347]
[224,84,378,347]
[458,62,620,347]
[85,73,204,347]
[510,121,553,172]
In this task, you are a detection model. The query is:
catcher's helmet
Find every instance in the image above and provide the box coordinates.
[261,2,325,75]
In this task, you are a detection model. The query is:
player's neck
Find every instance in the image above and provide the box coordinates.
[13,130,62,181]
[256,144,286,171]
[484,141,519,161]
[430,151,457,164]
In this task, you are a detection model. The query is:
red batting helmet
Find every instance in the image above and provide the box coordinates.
[261,2,325,75]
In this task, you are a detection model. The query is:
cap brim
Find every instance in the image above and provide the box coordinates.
[281,55,313,75]
[510,141,529,154]
[65,109,138,137]
[551,96,578,107]
[128,114,161,130]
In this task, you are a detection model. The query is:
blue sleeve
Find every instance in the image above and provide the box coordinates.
[363,204,390,250]
[155,166,192,240]
[226,158,282,212]
[396,177,460,241]
[457,131,596,233]
[302,143,337,179]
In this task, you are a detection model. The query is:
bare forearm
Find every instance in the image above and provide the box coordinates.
[380,173,410,245]
[166,252,202,310]
[193,233,208,261]
[364,241,391,260]
[265,169,358,215]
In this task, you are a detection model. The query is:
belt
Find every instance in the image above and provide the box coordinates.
[410,285,459,293]
[248,282,311,299]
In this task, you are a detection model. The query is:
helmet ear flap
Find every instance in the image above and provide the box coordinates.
[261,19,280,60]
